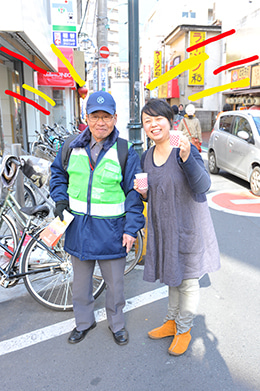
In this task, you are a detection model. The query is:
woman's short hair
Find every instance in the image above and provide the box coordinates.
[141,99,173,126]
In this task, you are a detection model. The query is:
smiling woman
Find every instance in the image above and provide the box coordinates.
[135,98,220,356]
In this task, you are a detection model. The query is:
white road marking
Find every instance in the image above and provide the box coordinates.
[207,189,260,217]
[0,286,168,356]
[230,199,260,205]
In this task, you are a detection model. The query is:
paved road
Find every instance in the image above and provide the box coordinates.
[1,151,260,391]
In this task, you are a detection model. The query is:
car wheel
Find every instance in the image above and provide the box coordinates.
[208,151,219,174]
[250,167,260,195]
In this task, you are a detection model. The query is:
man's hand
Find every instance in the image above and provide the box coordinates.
[122,233,136,253]
[54,200,70,221]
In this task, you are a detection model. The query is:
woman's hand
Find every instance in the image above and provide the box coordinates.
[133,179,148,199]
[179,135,191,162]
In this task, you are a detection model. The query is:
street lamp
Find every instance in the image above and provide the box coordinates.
[127,0,143,157]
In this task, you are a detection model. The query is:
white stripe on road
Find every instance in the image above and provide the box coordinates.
[230,199,260,205]
[0,286,168,357]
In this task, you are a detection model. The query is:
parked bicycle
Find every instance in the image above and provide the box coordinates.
[0,156,143,311]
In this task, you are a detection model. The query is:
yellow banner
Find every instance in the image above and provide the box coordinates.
[154,51,162,78]
[188,32,205,86]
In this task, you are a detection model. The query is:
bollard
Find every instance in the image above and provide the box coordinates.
[11,143,25,207]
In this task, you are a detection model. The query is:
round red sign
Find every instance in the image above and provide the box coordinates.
[207,190,260,216]
[99,46,110,58]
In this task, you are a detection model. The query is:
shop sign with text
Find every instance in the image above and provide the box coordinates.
[188,31,205,86]
[154,51,162,78]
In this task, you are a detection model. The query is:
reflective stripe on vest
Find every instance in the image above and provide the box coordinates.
[67,144,126,217]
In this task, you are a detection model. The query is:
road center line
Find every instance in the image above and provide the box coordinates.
[0,286,168,357]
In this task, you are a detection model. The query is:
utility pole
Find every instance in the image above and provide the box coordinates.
[97,0,108,91]
[127,0,143,157]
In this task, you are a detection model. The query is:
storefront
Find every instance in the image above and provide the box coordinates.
[224,63,260,110]
[37,48,76,130]
[0,0,57,153]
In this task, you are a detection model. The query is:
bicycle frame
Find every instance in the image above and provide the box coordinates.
[0,187,29,229]
[0,215,64,286]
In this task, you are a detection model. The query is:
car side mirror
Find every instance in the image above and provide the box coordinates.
[237,130,249,140]
[237,130,255,144]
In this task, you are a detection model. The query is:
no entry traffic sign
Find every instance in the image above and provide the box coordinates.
[99,46,110,58]
[207,190,260,216]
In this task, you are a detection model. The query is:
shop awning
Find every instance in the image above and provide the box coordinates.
[223,88,260,95]
[37,48,75,88]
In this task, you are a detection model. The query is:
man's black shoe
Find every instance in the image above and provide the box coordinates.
[68,322,97,344]
[109,327,129,345]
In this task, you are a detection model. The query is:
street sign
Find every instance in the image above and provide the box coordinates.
[51,0,77,47]
[99,46,110,58]
[207,190,260,216]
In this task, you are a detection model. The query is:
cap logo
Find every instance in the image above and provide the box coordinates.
[97,96,105,104]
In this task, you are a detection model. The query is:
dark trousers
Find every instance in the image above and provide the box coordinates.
[71,256,126,333]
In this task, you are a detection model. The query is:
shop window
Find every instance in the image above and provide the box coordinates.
[52,90,66,126]
[53,90,63,106]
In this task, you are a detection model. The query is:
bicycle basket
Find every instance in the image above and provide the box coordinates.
[0,155,19,188]
[20,156,50,188]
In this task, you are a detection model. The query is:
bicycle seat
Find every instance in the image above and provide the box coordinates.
[20,204,50,218]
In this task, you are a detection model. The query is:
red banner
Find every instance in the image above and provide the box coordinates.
[37,48,75,88]
[167,79,180,98]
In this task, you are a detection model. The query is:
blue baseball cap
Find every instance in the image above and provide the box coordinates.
[86,91,116,115]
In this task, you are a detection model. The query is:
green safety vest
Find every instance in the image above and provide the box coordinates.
[67,143,126,217]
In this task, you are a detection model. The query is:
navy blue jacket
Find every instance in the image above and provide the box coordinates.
[50,126,145,260]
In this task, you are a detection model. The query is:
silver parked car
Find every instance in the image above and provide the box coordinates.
[208,110,260,195]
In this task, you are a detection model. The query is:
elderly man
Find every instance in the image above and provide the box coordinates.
[50,91,144,345]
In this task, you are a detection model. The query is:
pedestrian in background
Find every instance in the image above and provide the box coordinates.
[172,104,183,130]
[216,103,232,121]
[134,98,220,356]
[178,103,185,117]
[50,91,145,346]
[178,104,202,150]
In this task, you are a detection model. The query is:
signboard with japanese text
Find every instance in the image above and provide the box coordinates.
[230,66,251,89]
[251,64,260,88]
[51,0,77,47]
[154,51,162,78]
[37,48,75,87]
[188,32,205,86]
[158,82,167,98]
[99,62,108,91]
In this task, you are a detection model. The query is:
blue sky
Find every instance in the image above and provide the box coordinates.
[118,0,158,61]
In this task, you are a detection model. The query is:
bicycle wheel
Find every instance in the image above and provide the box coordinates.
[21,229,105,311]
[124,230,143,274]
[0,213,18,272]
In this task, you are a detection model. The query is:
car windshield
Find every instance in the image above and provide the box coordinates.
[252,115,260,135]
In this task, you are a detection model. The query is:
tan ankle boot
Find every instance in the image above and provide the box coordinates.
[168,329,191,356]
[148,320,177,339]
